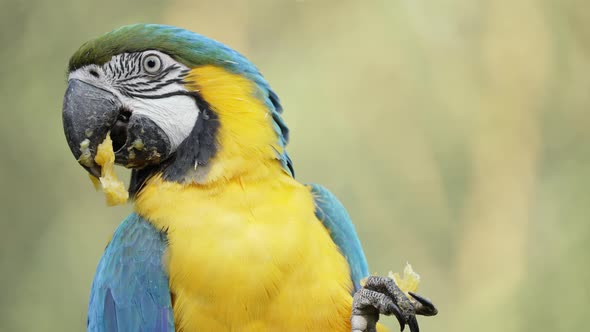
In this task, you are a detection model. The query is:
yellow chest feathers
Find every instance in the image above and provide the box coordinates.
[134,174,354,331]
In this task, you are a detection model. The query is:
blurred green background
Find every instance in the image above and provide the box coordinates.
[1,0,589,331]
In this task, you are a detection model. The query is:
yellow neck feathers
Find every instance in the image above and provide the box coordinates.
[184,66,283,184]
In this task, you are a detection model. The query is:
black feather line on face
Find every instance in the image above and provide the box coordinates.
[122,78,184,95]
[128,92,219,197]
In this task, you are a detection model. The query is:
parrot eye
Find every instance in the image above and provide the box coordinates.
[142,54,162,74]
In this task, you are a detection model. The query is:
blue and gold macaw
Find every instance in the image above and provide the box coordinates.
[62,24,436,332]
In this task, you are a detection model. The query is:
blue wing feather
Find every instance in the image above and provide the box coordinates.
[87,213,174,332]
[309,184,369,292]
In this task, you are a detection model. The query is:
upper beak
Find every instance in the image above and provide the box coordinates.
[62,79,122,177]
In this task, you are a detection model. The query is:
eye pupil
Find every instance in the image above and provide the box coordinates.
[143,55,162,73]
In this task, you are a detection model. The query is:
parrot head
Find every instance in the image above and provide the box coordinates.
[63,24,292,194]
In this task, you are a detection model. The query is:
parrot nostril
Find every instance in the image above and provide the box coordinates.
[111,107,131,152]
[89,69,100,78]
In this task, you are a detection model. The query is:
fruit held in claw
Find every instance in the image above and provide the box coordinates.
[390,263,420,297]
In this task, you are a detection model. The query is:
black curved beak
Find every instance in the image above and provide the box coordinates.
[63,79,172,177]
[62,79,122,177]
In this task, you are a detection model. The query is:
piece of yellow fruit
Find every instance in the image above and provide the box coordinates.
[88,173,101,190]
[390,263,420,296]
[91,133,129,206]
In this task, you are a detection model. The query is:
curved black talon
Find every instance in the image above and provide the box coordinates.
[408,292,438,316]
[407,315,419,332]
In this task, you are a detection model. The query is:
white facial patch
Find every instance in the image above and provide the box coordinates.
[68,50,199,152]
[123,95,198,149]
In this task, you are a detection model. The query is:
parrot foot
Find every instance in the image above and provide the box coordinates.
[351,276,437,332]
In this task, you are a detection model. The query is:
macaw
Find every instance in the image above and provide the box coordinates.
[62,24,436,332]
